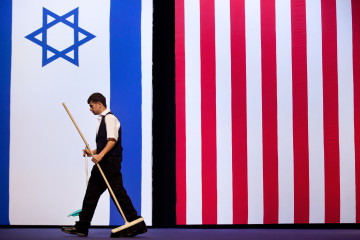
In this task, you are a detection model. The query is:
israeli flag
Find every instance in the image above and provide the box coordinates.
[0,0,153,226]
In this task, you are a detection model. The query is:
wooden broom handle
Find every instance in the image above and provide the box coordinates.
[62,103,128,223]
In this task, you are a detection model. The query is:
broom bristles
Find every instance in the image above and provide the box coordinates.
[111,217,144,233]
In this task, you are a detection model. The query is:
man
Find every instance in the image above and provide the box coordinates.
[62,93,147,237]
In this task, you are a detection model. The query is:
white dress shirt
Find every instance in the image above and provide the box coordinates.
[96,108,121,141]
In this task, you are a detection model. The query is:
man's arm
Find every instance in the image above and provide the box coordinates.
[91,138,116,164]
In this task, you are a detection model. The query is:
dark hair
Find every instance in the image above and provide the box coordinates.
[87,93,107,108]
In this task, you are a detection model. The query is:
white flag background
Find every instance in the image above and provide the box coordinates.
[7,0,153,225]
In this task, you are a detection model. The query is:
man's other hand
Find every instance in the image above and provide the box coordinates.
[91,154,103,164]
[83,149,92,157]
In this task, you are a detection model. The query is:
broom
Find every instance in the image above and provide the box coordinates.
[62,103,144,235]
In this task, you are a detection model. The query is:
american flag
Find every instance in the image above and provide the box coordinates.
[175,0,360,224]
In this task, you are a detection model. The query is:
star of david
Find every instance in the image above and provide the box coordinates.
[25,7,96,67]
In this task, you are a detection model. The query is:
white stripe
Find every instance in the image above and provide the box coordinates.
[185,0,202,224]
[215,0,233,224]
[336,0,356,223]
[10,0,110,225]
[306,0,325,223]
[245,0,263,224]
[275,0,294,224]
[141,0,153,226]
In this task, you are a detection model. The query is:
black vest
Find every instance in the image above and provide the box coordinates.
[96,112,123,158]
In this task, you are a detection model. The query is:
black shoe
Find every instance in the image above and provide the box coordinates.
[61,226,88,237]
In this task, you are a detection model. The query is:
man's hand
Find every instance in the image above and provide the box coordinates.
[83,149,91,157]
[89,139,116,164]
[83,148,96,157]
[92,154,103,164]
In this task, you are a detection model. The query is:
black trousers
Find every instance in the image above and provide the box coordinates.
[78,156,139,225]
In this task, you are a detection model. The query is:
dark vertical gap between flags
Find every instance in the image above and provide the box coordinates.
[152,0,177,227]
[230,0,248,225]
[352,0,360,224]
[291,0,310,224]
[321,0,340,223]
[260,0,279,224]
[0,0,11,225]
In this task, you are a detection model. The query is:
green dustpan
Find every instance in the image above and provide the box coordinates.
[68,209,82,217]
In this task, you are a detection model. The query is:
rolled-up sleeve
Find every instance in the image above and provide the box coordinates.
[104,114,121,141]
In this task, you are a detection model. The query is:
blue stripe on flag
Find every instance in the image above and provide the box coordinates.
[0,0,11,225]
[110,0,142,225]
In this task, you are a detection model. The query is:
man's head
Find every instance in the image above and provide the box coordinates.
[87,93,107,115]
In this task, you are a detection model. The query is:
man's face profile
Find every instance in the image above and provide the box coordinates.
[89,101,103,115]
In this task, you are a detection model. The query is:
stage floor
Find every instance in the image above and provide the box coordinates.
[0,228,360,240]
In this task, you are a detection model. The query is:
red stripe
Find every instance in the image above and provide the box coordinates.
[291,0,310,224]
[352,0,360,224]
[200,0,217,224]
[321,0,340,223]
[230,0,248,224]
[175,0,187,225]
[260,0,278,224]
